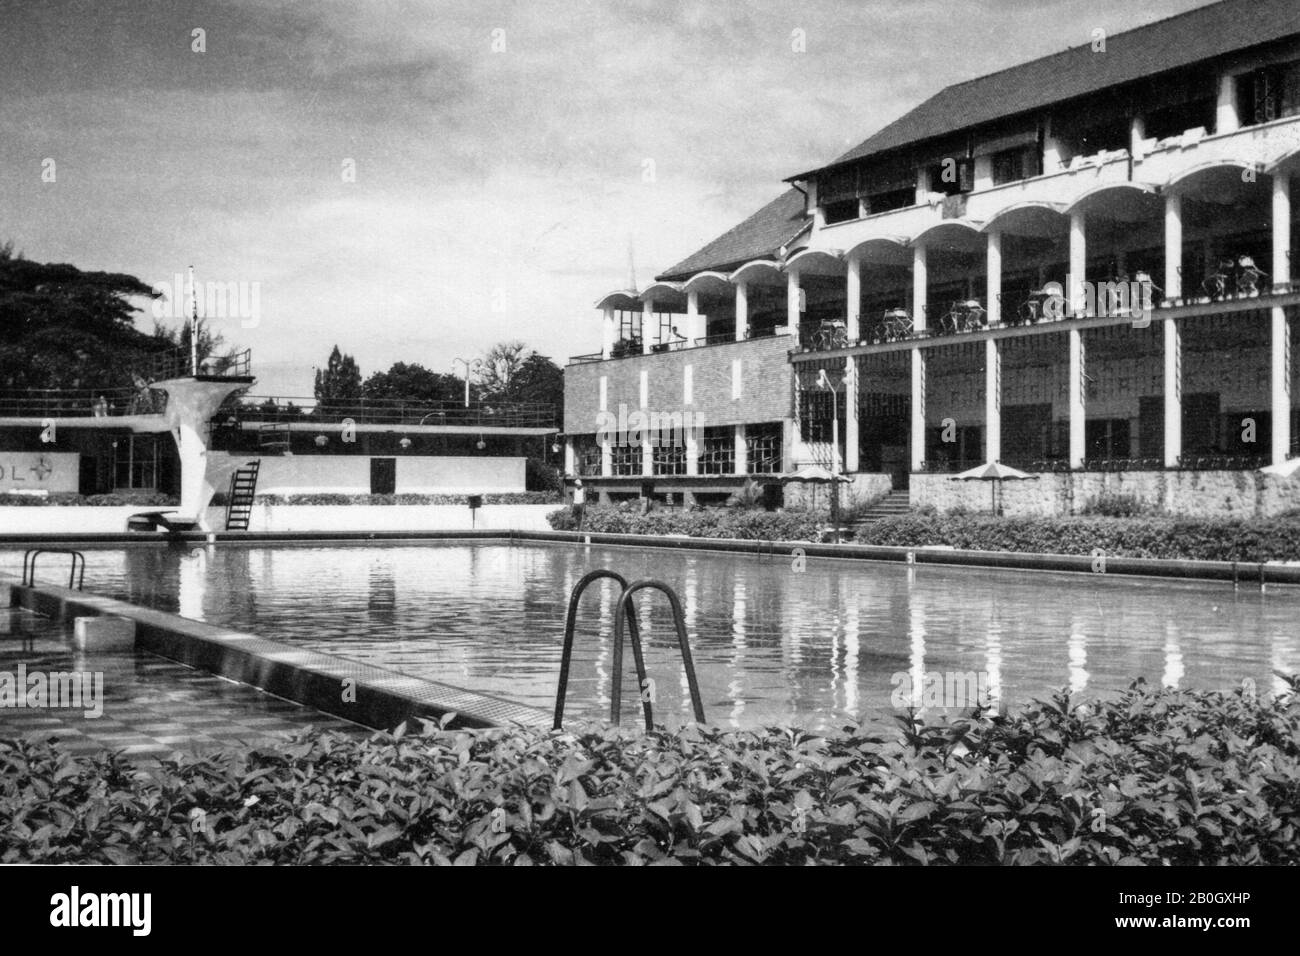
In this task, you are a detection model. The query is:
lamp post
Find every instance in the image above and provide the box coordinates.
[452,358,483,408]
[817,367,845,543]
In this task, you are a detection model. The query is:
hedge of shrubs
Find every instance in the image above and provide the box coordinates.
[856,514,1300,563]
[0,492,178,507]
[2,678,1296,865]
[548,504,824,541]
[207,492,562,506]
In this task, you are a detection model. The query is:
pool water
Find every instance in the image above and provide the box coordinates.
[3,542,1297,730]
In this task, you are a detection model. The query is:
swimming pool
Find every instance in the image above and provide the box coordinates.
[3,541,1297,730]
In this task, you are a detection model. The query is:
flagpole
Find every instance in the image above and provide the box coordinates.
[187,265,198,375]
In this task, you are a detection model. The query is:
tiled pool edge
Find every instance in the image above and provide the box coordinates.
[2,577,551,732]
[2,527,1297,582]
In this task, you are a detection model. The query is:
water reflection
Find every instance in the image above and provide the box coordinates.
[1,543,1297,731]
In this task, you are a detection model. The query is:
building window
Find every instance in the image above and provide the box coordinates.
[992,146,1040,185]
[652,441,687,476]
[823,199,859,224]
[863,187,913,214]
[746,423,783,473]
[574,435,601,476]
[698,427,735,475]
[1239,61,1300,126]
[1145,96,1215,141]
[927,157,974,195]
[610,442,641,476]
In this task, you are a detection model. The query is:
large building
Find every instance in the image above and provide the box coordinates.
[563,0,1300,516]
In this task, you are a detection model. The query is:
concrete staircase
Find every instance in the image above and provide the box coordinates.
[852,490,912,525]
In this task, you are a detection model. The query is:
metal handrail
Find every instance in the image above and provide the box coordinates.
[611,580,705,727]
[226,396,555,429]
[554,570,649,731]
[22,549,85,590]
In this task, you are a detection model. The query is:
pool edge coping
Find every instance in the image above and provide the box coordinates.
[2,576,552,733]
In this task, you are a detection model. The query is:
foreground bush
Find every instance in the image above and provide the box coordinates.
[3,679,1297,865]
[0,492,177,507]
[857,514,1300,562]
[547,504,823,541]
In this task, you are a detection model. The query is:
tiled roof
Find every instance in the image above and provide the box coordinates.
[792,0,1300,179]
[656,189,810,281]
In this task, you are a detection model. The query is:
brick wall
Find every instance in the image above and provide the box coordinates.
[564,335,795,436]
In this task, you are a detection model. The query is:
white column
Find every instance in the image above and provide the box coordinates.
[734,424,748,475]
[1271,173,1291,465]
[986,229,1002,326]
[1216,72,1240,135]
[1164,193,1183,300]
[564,437,576,475]
[735,281,749,341]
[985,339,1000,463]
[1068,329,1086,468]
[642,434,653,476]
[845,254,861,341]
[601,307,615,359]
[641,297,654,354]
[845,357,860,473]
[600,438,612,477]
[1164,318,1182,468]
[686,289,700,347]
[910,243,927,474]
[1069,210,1087,316]
[912,243,927,333]
[685,428,699,476]
[1274,173,1292,288]
[1041,116,1064,174]
[1129,115,1147,160]
[786,269,801,337]
[910,348,926,473]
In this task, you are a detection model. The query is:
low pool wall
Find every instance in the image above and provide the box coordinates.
[2,577,551,732]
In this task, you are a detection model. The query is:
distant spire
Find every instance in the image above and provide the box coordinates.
[626,234,637,292]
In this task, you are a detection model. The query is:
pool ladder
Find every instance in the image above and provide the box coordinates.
[553,570,705,732]
[21,548,85,590]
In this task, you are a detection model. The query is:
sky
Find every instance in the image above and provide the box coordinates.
[0,0,1217,396]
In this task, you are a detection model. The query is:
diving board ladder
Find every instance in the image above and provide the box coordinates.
[224,460,261,531]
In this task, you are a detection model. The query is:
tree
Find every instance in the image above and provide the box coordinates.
[362,362,462,405]
[0,242,169,391]
[505,352,563,408]
[314,345,362,413]
[478,340,529,400]
[478,341,562,408]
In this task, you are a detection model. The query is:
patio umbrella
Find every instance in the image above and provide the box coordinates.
[1259,458,1300,478]
[953,461,1037,515]
[783,464,851,538]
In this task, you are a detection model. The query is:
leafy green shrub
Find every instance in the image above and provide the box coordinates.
[725,479,764,509]
[3,678,1297,865]
[0,492,178,507]
[856,514,1300,562]
[545,506,822,541]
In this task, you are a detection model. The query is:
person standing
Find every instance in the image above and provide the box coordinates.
[571,478,586,531]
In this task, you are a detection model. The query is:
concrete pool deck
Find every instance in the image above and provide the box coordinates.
[3,528,1296,585]
[2,577,552,733]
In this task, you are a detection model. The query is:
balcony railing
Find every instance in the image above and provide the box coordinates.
[0,387,160,419]
[137,346,252,382]
[568,329,791,365]
[226,396,555,429]
[795,279,1300,356]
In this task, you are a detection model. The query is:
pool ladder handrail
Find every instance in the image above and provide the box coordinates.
[21,548,86,590]
[554,570,706,732]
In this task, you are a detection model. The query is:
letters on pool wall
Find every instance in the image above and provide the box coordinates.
[0,453,79,494]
